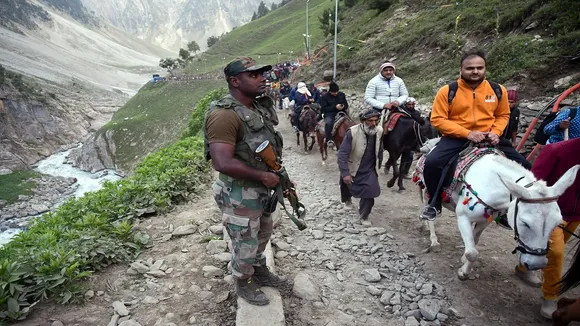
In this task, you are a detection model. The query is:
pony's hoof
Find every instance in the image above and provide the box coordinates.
[387,179,395,188]
[457,269,469,281]
[398,186,406,192]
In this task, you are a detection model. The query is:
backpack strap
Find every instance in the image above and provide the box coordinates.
[488,81,503,101]
[447,81,503,104]
[447,81,458,105]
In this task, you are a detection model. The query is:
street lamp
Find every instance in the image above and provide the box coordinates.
[333,0,338,80]
[305,0,310,60]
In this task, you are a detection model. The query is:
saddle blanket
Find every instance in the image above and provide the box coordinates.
[413,146,504,200]
[384,112,407,134]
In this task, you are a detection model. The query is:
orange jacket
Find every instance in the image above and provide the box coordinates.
[431,79,510,139]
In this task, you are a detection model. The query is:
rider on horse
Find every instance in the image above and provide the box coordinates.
[364,62,409,122]
[421,49,531,222]
[395,97,426,178]
[292,82,313,133]
[319,82,349,147]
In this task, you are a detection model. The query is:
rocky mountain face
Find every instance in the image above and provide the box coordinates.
[0,80,126,171]
[80,0,275,51]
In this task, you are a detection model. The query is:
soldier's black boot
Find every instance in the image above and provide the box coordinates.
[235,277,269,306]
[252,265,287,287]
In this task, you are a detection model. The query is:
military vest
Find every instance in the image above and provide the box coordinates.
[204,94,283,171]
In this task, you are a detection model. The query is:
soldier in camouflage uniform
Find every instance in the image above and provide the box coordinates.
[204,57,286,306]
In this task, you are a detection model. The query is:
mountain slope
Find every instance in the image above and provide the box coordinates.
[80,0,280,52]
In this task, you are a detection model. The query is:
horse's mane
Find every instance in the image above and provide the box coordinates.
[490,155,549,195]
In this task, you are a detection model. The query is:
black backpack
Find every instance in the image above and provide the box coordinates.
[447,81,503,105]
[533,107,578,144]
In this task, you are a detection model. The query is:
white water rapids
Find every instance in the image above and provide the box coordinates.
[0,145,122,246]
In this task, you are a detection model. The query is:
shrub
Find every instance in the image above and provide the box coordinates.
[183,88,228,138]
[367,0,394,12]
[0,136,211,322]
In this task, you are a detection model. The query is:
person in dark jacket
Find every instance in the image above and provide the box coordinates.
[398,97,425,178]
[319,82,349,147]
[308,82,320,103]
[502,89,521,147]
[513,137,580,319]
[292,82,313,132]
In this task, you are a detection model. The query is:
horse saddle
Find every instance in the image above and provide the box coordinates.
[413,143,504,201]
[330,112,349,137]
[383,111,410,135]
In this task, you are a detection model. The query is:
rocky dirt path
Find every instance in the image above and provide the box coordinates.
[15,113,580,326]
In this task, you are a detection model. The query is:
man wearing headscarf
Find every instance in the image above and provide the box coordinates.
[319,82,349,147]
[337,109,384,226]
[399,97,426,178]
[292,81,313,132]
[365,62,409,119]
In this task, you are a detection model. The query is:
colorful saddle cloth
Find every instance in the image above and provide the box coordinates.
[413,145,504,199]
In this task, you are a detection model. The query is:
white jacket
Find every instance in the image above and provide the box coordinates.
[364,74,408,110]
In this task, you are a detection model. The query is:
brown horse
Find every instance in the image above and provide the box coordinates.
[297,104,319,153]
[316,112,356,165]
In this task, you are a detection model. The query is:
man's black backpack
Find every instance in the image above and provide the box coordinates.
[447,81,503,105]
[533,107,578,144]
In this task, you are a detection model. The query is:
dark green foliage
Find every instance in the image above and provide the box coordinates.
[0,65,5,84]
[183,88,229,138]
[0,135,212,322]
[159,58,179,72]
[207,36,220,48]
[179,48,191,62]
[0,170,41,203]
[187,41,200,54]
[271,2,278,11]
[344,0,358,8]
[251,12,258,21]
[257,1,270,18]
[319,7,343,37]
[367,0,394,12]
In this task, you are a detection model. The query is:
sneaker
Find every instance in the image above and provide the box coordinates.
[235,277,269,306]
[514,265,542,288]
[496,216,512,230]
[327,140,335,147]
[344,200,353,208]
[540,298,557,319]
[420,206,438,221]
[292,126,299,133]
[361,219,372,227]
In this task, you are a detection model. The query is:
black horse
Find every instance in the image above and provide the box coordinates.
[297,104,320,153]
[382,114,437,191]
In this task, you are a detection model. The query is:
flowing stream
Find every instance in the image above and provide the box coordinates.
[0,145,122,246]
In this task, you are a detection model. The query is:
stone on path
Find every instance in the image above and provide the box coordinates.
[172,224,197,236]
[380,291,395,305]
[293,272,320,300]
[112,301,130,316]
[312,230,324,239]
[209,225,223,234]
[213,252,231,262]
[362,269,381,282]
[107,315,120,326]
[143,296,159,304]
[119,320,142,326]
[236,287,285,326]
[51,321,64,326]
[418,299,441,321]
[419,283,433,295]
[404,317,420,326]
[366,285,382,296]
[130,262,149,274]
[206,240,227,254]
[150,259,164,272]
[202,265,225,278]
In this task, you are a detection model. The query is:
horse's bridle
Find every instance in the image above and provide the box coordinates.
[510,178,559,257]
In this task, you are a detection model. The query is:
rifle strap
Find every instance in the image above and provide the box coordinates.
[275,184,307,230]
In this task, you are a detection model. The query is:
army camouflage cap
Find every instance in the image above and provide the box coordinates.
[224,56,272,78]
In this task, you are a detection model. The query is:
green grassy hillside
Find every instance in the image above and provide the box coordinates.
[184,0,333,75]
[99,79,224,171]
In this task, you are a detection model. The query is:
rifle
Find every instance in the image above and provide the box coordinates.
[255,140,307,230]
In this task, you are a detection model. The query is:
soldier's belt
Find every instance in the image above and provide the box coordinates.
[218,173,264,188]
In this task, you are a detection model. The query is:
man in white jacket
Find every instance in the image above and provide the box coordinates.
[364,62,409,124]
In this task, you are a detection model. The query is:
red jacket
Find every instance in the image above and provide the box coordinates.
[531,138,580,221]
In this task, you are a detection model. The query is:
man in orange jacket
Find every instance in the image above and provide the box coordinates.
[421,50,531,221]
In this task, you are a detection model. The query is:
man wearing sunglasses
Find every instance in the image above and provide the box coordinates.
[204,57,286,306]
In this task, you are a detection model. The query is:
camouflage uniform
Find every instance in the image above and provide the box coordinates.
[204,59,283,279]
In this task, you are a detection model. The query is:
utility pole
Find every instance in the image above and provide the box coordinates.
[306,0,310,60]
[332,0,338,80]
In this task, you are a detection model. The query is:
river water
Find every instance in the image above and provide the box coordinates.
[0,145,122,246]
